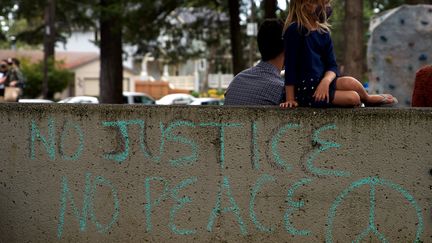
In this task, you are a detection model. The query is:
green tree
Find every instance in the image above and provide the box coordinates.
[21,59,73,99]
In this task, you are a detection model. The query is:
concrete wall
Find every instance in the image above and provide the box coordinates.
[0,104,431,242]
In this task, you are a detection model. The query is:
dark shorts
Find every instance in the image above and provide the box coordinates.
[295,77,338,108]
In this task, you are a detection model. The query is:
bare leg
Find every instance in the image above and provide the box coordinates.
[335,76,394,105]
[332,90,362,107]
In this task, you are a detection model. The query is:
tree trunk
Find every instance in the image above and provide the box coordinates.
[228,0,246,75]
[264,0,277,19]
[43,0,55,99]
[99,0,123,104]
[343,0,364,81]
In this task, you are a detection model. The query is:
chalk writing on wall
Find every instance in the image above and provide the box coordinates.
[28,118,424,241]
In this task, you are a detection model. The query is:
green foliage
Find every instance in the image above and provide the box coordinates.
[21,59,73,99]
[190,91,200,98]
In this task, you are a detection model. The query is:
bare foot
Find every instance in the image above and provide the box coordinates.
[366,94,397,106]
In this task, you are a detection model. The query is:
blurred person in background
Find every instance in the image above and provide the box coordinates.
[0,58,25,101]
[0,59,9,98]
[412,65,432,107]
[7,58,25,89]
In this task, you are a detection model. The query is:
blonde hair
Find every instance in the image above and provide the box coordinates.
[284,0,331,33]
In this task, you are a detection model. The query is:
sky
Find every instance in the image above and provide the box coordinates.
[278,0,287,11]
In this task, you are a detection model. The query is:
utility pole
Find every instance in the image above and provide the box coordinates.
[43,0,56,99]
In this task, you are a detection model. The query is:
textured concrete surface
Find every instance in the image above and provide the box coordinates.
[0,104,432,242]
[367,4,432,107]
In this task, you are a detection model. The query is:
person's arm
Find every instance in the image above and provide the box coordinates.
[314,34,338,103]
[314,71,336,103]
[280,23,301,108]
[323,33,339,77]
[8,70,19,87]
[280,85,298,108]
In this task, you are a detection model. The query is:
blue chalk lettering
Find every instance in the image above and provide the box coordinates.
[284,178,313,236]
[199,122,243,169]
[326,177,424,243]
[144,177,170,232]
[169,177,198,235]
[60,122,84,161]
[271,123,301,172]
[57,173,92,238]
[89,176,120,234]
[207,176,248,235]
[164,121,198,167]
[102,120,144,163]
[30,117,56,160]
[57,173,119,238]
[148,122,168,163]
[252,122,260,170]
[306,124,351,177]
[249,174,276,233]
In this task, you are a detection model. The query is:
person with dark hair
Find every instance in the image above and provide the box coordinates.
[0,58,24,101]
[0,59,10,98]
[8,57,25,90]
[224,19,285,106]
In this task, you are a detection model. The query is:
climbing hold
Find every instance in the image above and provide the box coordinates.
[421,20,429,26]
[385,56,393,64]
[430,169,432,176]
[400,19,405,25]
[408,42,415,48]
[405,100,411,106]
[419,54,428,62]
[408,65,413,71]
[388,84,396,90]
[380,36,388,42]
[376,77,381,82]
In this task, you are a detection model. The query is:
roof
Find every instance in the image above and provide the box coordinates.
[0,50,99,69]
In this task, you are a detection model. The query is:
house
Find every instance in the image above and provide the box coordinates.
[130,7,234,92]
[0,50,137,98]
[367,4,432,107]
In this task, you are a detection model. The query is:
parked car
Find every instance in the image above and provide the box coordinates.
[58,96,99,104]
[189,98,223,106]
[123,92,155,105]
[156,94,196,105]
[18,99,54,103]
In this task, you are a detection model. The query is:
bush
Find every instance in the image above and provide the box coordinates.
[21,59,73,99]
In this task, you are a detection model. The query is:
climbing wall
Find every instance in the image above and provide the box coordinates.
[367,4,432,107]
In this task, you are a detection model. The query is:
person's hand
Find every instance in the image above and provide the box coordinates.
[280,100,298,108]
[9,81,18,87]
[313,78,331,103]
